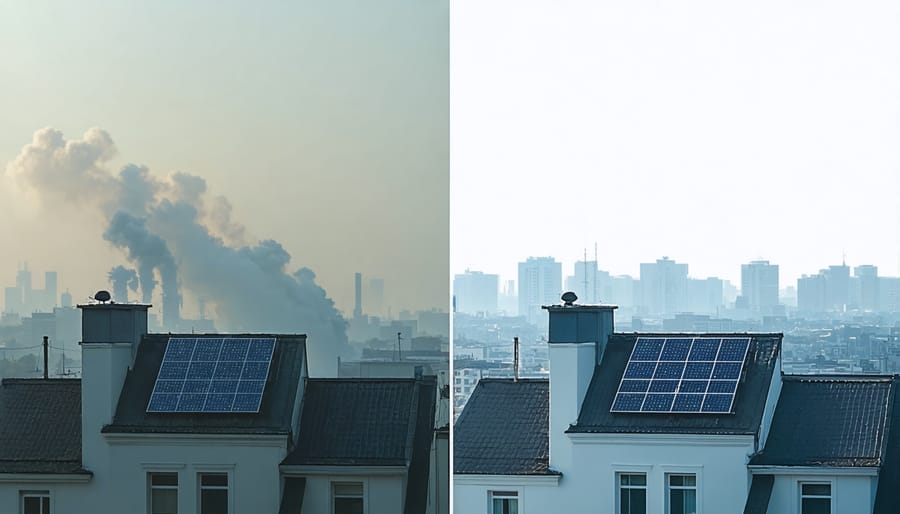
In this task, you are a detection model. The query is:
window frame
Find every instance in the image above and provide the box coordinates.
[332,480,365,514]
[616,472,648,514]
[197,472,229,514]
[799,481,833,514]
[488,489,519,514]
[20,490,50,514]
[147,471,180,514]
[665,472,698,514]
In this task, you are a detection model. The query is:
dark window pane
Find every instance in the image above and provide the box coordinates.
[151,473,178,486]
[802,498,831,514]
[24,497,41,514]
[335,497,364,514]
[802,484,831,496]
[151,489,178,514]
[42,497,50,514]
[201,474,228,487]
[201,489,228,514]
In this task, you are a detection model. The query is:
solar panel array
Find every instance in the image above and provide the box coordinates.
[610,337,751,414]
[147,337,276,413]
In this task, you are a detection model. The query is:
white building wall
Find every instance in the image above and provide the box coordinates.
[300,475,405,514]
[0,481,89,514]
[454,477,560,514]
[767,474,875,514]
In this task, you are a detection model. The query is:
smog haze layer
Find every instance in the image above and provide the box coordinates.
[0,1,449,318]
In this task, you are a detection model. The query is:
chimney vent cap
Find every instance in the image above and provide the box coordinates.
[561,291,578,306]
[93,290,112,303]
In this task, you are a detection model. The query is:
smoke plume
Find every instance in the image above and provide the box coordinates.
[5,127,351,375]
[108,265,139,303]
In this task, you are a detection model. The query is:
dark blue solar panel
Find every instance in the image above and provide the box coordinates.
[247,339,276,360]
[625,361,656,379]
[214,361,243,380]
[209,380,238,394]
[158,361,188,380]
[241,362,269,380]
[193,339,223,361]
[683,362,713,379]
[707,380,737,394]
[177,393,206,411]
[712,362,742,380]
[237,380,266,394]
[679,380,708,393]
[147,337,276,413]
[688,339,720,361]
[612,393,645,411]
[612,337,751,414]
[649,380,679,393]
[702,394,734,413]
[220,339,250,361]
[643,394,674,411]
[182,380,210,394]
[654,362,685,379]
[660,339,691,361]
[204,393,235,412]
[632,339,664,360]
[165,339,195,361]
[155,380,183,394]
[232,393,262,412]
[672,394,703,412]
[718,338,750,361]
[619,380,650,393]
[148,393,179,412]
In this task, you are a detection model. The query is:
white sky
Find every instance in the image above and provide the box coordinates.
[452,1,900,288]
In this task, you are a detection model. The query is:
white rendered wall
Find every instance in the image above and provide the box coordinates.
[300,475,405,514]
[767,474,875,514]
[548,342,595,472]
[453,477,560,514]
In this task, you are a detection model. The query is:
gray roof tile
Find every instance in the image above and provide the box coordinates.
[750,375,893,467]
[0,378,85,474]
[453,379,552,475]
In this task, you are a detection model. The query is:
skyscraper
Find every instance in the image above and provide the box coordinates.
[518,257,562,325]
[639,257,688,316]
[453,270,499,315]
[741,260,779,314]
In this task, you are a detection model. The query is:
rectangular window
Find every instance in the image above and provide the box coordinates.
[667,474,697,514]
[333,482,364,514]
[149,472,178,514]
[801,483,831,514]
[618,473,647,514]
[21,492,50,514]
[490,491,518,514]
[199,473,228,514]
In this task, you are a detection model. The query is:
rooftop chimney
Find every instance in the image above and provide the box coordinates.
[543,292,617,472]
[78,293,150,473]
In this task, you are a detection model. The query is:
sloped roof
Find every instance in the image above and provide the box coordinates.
[750,375,893,467]
[571,333,781,435]
[743,474,774,514]
[282,377,436,467]
[874,377,900,513]
[453,379,553,475]
[0,378,86,474]
[103,333,306,435]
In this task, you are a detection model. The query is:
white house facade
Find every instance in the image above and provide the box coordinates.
[0,300,439,514]
[454,295,900,514]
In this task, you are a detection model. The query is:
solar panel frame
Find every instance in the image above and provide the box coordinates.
[147,337,276,414]
[610,336,751,414]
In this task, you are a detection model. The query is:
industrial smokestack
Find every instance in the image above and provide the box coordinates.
[354,272,362,319]
[108,265,138,303]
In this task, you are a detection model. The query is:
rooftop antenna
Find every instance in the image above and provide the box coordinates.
[594,242,599,303]
[513,337,520,382]
[583,248,588,300]
[396,332,403,361]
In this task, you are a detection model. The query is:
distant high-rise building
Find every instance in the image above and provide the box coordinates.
[564,261,609,304]
[686,277,724,315]
[518,257,562,326]
[364,278,385,317]
[797,273,828,313]
[353,272,363,319]
[60,290,73,309]
[741,260,779,314]
[879,277,900,314]
[453,270,499,315]
[824,263,851,311]
[3,287,21,314]
[639,257,688,316]
[854,265,879,312]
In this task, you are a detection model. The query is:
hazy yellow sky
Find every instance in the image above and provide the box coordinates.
[0,1,449,317]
